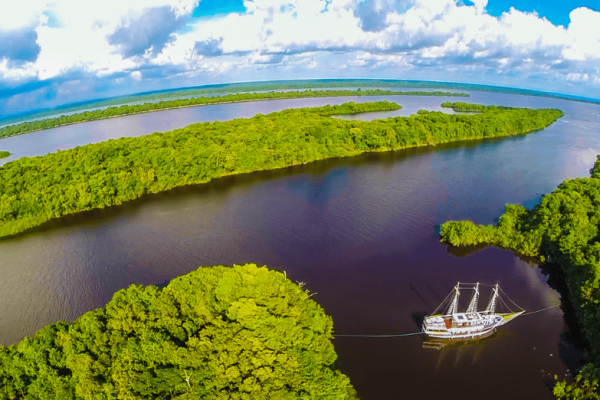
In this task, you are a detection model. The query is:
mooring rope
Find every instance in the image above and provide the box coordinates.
[522,304,561,315]
[334,304,562,337]
[334,331,425,338]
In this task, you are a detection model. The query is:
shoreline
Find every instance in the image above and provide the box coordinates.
[0,103,563,239]
[0,90,467,140]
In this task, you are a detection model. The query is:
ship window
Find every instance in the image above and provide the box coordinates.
[457,315,464,320]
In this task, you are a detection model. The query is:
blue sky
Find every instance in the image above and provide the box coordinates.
[482,0,600,26]
[191,0,245,18]
[1,0,600,116]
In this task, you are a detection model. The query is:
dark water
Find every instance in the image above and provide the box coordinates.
[1,92,600,398]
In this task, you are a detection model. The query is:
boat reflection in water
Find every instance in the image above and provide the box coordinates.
[422,283,524,349]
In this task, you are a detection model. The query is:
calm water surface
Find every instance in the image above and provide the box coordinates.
[1,92,600,399]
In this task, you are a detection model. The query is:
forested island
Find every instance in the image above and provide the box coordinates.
[0,263,358,399]
[441,102,513,112]
[0,101,563,239]
[0,151,10,159]
[440,156,600,399]
[0,89,465,139]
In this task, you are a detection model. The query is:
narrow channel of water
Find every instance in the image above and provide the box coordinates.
[1,92,599,398]
[0,92,470,165]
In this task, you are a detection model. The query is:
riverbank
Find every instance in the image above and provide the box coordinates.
[440,156,600,398]
[0,151,9,159]
[0,101,563,239]
[0,89,467,139]
[0,263,358,399]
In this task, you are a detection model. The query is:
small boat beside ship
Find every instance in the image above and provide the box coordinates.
[422,282,524,342]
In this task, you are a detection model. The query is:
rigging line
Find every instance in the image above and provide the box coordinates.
[522,304,561,316]
[498,286,525,311]
[498,294,516,313]
[432,290,454,315]
[497,295,510,313]
[334,332,425,338]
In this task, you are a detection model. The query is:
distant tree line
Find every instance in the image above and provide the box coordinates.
[0,89,466,139]
[6,78,599,130]
[108,79,594,108]
[0,81,474,127]
[0,101,563,239]
[0,263,358,399]
[441,102,514,112]
[0,151,9,159]
[440,156,600,399]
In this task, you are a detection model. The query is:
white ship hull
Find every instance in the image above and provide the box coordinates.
[422,282,524,341]
[422,311,523,340]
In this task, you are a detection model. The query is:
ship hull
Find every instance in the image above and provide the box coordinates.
[422,311,523,340]
[424,326,497,340]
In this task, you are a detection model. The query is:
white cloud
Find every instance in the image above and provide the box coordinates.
[2,0,600,114]
[563,7,600,61]
[130,70,142,81]
[0,0,47,31]
[1,0,198,81]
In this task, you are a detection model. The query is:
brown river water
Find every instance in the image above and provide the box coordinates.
[1,90,600,398]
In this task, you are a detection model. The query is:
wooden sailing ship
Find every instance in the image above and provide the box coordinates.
[422,282,524,344]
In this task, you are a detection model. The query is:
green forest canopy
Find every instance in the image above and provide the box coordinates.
[0,101,563,239]
[0,263,358,400]
[0,151,10,159]
[441,102,513,112]
[440,156,600,399]
[0,89,467,139]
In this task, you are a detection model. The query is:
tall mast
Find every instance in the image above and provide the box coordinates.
[448,282,460,315]
[485,283,499,314]
[466,282,480,315]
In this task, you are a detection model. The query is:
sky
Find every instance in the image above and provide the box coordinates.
[1,0,600,116]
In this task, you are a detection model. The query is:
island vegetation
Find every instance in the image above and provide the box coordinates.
[0,89,465,139]
[0,263,358,399]
[0,151,10,159]
[441,102,513,112]
[440,156,600,399]
[0,101,564,239]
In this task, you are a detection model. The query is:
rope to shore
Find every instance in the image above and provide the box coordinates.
[522,304,561,315]
[334,332,425,338]
[334,304,562,337]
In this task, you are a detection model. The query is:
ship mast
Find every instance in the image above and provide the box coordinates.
[466,282,479,315]
[484,283,499,314]
[448,282,460,315]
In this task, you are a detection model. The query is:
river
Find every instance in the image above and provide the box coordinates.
[1,90,599,398]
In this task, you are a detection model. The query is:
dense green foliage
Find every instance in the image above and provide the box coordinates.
[0,263,357,399]
[440,156,600,399]
[0,151,10,159]
[0,101,563,239]
[441,102,513,112]
[553,365,600,399]
[0,89,462,139]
